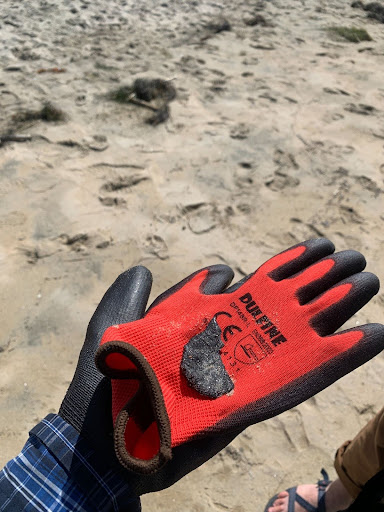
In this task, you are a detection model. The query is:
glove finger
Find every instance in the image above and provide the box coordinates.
[224,238,335,294]
[98,265,234,373]
[224,274,251,294]
[88,265,152,344]
[306,272,380,336]
[233,323,384,433]
[263,238,335,281]
[292,250,366,304]
[323,323,384,372]
[200,264,234,294]
[60,266,152,439]
[147,264,234,311]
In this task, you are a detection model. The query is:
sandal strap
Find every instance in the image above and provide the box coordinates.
[318,494,327,512]
[274,469,331,512]
[288,487,318,512]
[317,469,331,512]
[318,468,331,489]
[296,492,318,512]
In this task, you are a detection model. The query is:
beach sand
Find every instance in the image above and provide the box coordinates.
[1,0,384,509]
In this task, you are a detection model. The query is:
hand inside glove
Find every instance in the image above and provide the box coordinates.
[95,239,384,475]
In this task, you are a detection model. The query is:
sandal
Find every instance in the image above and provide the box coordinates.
[264,469,331,512]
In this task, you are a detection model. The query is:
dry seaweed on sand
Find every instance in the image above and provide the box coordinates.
[146,105,170,126]
[0,133,32,148]
[204,17,231,34]
[108,85,134,104]
[133,78,176,102]
[244,14,269,26]
[109,78,176,103]
[108,78,176,125]
[199,17,231,42]
[12,102,67,124]
[364,2,384,22]
[327,26,372,42]
[0,103,65,147]
[40,103,66,121]
[351,2,384,23]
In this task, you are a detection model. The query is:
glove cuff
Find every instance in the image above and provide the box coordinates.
[96,340,172,474]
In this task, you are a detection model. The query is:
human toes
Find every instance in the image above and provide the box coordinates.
[268,500,287,512]
[268,495,288,512]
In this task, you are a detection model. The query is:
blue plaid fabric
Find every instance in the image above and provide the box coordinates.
[0,414,141,511]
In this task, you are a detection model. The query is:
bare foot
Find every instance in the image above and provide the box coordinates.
[267,484,322,512]
[268,478,353,512]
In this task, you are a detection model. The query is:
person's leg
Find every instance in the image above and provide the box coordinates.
[334,407,384,499]
[267,407,384,512]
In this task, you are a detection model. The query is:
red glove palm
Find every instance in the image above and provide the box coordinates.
[96,239,384,474]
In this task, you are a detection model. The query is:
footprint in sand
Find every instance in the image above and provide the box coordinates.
[344,103,377,115]
[100,174,150,193]
[145,234,168,260]
[99,196,127,207]
[230,123,250,140]
[234,165,255,189]
[265,171,300,191]
[182,203,218,234]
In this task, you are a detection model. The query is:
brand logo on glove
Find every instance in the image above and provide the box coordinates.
[238,293,287,346]
[181,292,287,399]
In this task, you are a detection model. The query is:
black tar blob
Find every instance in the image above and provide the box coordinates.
[181,317,234,399]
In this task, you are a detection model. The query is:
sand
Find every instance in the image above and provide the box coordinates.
[1,0,384,509]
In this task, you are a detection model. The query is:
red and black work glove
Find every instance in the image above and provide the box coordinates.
[59,265,242,496]
[95,238,384,475]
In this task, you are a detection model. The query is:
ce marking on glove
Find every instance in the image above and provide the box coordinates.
[217,303,275,370]
[215,311,243,342]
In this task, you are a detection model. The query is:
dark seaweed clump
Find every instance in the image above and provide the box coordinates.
[351,2,384,23]
[13,102,66,124]
[110,79,176,103]
[109,78,176,125]
[133,78,176,102]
